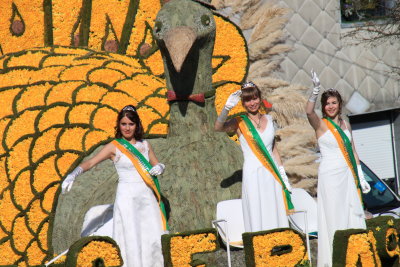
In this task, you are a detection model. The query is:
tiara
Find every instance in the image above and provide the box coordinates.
[327,88,338,92]
[241,81,257,89]
[122,106,136,112]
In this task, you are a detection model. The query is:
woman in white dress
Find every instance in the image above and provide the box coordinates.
[61,105,167,267]
[215,82,293,232]
[306,71,371,267]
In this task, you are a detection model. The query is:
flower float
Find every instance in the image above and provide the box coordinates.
[333,229,381,267]
[161,228,218,267]
[0,0,248,264]
[242,228,309,266]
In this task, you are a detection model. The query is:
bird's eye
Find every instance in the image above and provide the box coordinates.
[201,15,210,26]
[154,21,163,33]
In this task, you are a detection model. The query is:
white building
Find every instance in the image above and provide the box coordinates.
[276,0,400,192]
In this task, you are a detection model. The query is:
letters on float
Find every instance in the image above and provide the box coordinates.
[159,216,400,267]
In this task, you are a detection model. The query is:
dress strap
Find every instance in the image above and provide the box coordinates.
[341,119,349,131]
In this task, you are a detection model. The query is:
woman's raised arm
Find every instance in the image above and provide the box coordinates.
[215,90,241,133]
[306,69,322,131]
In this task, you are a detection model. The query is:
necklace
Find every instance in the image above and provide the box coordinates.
[249,114,262,129]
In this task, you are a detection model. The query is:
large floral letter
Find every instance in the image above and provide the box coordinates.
[242,228,308,266]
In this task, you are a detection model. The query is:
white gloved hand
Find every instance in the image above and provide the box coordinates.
[224,90,242,110]
[309,69,321,102]
[149,163,165,176]
[61,166,83,194]
[311,69,320,89]
[357,165,371,194]
[278,166,292,193]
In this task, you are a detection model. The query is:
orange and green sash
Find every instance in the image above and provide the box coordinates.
[237,115,294,213]
[112,138,169,231]
[323,118,363,204]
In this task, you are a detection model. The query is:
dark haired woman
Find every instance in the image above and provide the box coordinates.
[61,105,167,267]
[306,71,370,267]
[215,82,293,232]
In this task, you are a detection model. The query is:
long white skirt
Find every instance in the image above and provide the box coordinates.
[242,166,289,232]
[113,181,164,267]
[317,164,366,267]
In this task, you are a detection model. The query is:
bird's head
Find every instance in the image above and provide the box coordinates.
[154,0,216,97]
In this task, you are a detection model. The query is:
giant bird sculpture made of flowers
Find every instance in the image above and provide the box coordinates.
[0,0,248,265]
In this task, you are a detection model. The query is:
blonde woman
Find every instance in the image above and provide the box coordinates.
[215,82,293,232]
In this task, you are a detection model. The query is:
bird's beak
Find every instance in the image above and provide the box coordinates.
[164,26,196,73]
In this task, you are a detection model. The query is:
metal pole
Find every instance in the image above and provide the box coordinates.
[390,110,400,194]
[304,211,312,266]
[44,249,69,266]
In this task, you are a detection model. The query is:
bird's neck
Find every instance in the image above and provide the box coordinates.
[167,98,217,140]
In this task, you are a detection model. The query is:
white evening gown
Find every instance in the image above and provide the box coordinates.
[113,140,164,267]
[239,114,289,232]
[317,129,366,267]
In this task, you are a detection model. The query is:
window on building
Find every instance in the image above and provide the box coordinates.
[340,0,395,27]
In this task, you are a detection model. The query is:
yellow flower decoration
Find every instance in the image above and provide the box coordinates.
[68,104,98,124]
[38,222,49,250]
[101,92,139,111]
[12,216,32,252]
[56,152,80,177]
[6,51,49,68]
[84,130,112,152]
[251,230,307,266]
[5,110,39,148]
[37,106,69,132]
[0,0,45,54]
[58,127,88,151]
[33,155,59,193]
[46,81,85,105]
[170,233,217,266]
[368,231,381,267]
[42,185,58,212]
[76,241,122,267]
[115,74,166,102]
[26,200,47,232]
[42,55,78,67]
[7,138,32,181]
[88,68,127,87]
[60,65,98,81]
[143,51,164,76]
[16,83,52,112]
[144,96,169,117]
[0,88,20,119]
[92,107,118,137]
[0,157,8,194]
[0,241,20,265]
[385,228,399,257]
[26,241,44,266]
[0,0,249,265]
[137,107,160,132]
[32,128,62,162]
[149,122,168,136]
[0,191,19,231]
[345,233,376,266]
[75,84,109,103]
[13,170,33,209]
[105,61,142,77]
[213,15,247,84]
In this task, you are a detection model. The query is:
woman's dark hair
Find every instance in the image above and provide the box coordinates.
[321,88,343,118]
[115,105,144,140]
